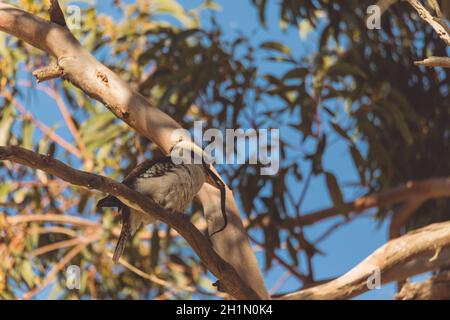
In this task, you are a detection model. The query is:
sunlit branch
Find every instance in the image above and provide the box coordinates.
[280,221,450,300]
[0,145,261,300]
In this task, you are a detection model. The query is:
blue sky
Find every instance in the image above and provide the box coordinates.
[13,0,415,299]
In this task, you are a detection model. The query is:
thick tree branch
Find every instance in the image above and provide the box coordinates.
[395,270,450,300]
[0,2,269,298]
[277,177,450,228]
[389,199,425,290]
[0,145,261,300]
[6,213,224,297]
[280,221,450,300]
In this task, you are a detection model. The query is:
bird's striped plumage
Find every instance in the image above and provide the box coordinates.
[97,156,212,263]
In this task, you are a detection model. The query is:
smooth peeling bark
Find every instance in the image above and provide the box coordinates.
[281,221,450,300]
[0,2,269,299]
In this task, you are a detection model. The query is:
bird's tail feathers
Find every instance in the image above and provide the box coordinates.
[112,207,131,264]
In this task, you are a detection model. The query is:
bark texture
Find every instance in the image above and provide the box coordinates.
[0,2,269,299]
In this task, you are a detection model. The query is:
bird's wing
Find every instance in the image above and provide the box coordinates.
[96,156,173,209]
[121,156,173,186]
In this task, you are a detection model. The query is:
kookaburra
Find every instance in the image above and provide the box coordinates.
[97,150,226,263]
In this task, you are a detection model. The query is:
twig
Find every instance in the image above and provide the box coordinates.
[106,252,226,298]
[404,0,450,46]
[22,242,87,300]
[249,234,308,283]
[297,169,313,210]
[27,226,78,238]
[0,202,23,209]
[32,62,63,83]
[313,220,348,244]
[30,237,88,257]
[39,84,91,166]
[269,271,292,294]
[428,0,443,18]
[280,177,450,228]
[414,56,450,68]
[7,213,101,228]
[1,88,82,158]
[14,79,92,168]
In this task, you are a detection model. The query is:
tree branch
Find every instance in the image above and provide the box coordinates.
[280,221,450,300]
[404,0,450,46]
[0,145,261,300]
[32,61,63,82]
[279,177,450,228]
[22,242,88,300]
[414,56,450,68]
[395,270,450,300]
[389,199,425,290]
[0,2,269,298]
[1,87,82,158]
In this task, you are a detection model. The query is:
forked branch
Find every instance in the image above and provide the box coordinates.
[0,145,261,300]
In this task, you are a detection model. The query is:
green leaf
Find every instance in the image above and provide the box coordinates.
[13,188,28,204]
[350,146,366,185]
[252,0,267,27]
[80,112,116,137]
[82,31,97,51]
[324,172,345,210]
[77,193,89,213]
[200,0,221,11]
[286,238,299,266]
[327,62,367,79]
[0,104,14,146]
[283,68,308,80]
[20,261,35,288]
[22,120,34,149]
[153,0,197,28]
[331,122,352,142]
[260,41,291,56]
[0,182,11,202]
[382,101,414,145]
